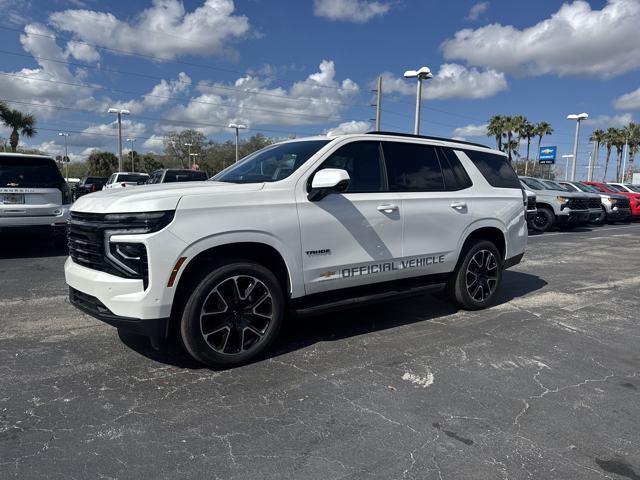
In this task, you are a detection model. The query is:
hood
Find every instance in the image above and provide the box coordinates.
[71,181,264,214]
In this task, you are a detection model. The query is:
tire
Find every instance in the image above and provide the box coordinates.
[531,207,554,232]
[597,207,607,224]
[448,240,503,311]
[180,262,285,369]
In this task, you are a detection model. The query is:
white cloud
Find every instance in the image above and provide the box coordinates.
[65,40,100,62]
[164,60,359,134]
[104,72,192,114]
[69,119,147,148]
[0,24,98,114]
[325,121,371,136]
[442,0,640,78]
[584,113,634,129]
[614,88,640,110]
[380,64,507,100]
[466,2,489,21]
[49,0,250,61]
[452,123,488,138]
[142,134,165,152]
[313,0,391,23]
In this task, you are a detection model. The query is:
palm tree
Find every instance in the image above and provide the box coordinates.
[624,123,640,182]
[0,105,37,152]
[487,115,506,151]
[518,120,535,175]
[589,129,605,181]
[602,127,618,181]
[611,129,626,182]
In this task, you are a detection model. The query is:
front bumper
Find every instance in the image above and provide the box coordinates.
[556,209,590,224]
[588,208,603,223]
[607,207,631,221]
[526,209,537,223]
[70,287,169,338]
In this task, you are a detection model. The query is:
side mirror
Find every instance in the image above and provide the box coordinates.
[308,168,350,201]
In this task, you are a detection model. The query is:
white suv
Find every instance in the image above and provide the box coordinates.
[103,172,149,189]
[65,132,527,368]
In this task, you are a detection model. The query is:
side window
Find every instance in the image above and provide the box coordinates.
[318,141,385,193]
[462,149,521,189]
[382,142,444,192]
[164,171,178,183]
[438,147,473,191]
[107,174,115,184]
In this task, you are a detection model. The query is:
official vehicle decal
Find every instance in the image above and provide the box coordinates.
[317,255,447,281]
[306,249,331,257]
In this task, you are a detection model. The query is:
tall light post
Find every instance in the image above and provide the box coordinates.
[189,153,199,169]
[107,108,130,172]
[126,138,136,171]
[403,66,433,135]
[561,154,574,181]
[58,132,70,181]
[567,112,588,181]
[228,123,247,163]
[184,142,193,167]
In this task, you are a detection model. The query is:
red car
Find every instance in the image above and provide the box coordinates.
[583,181,640,219]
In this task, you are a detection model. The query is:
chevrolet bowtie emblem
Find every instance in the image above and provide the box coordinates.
[321,271,335,278]
[7,183,18,187]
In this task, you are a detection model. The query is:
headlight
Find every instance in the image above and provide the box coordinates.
[556,196,570,204]
[108,242,148,277]
[103,211,175,233]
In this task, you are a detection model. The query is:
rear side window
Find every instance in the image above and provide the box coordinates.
[382,142,444,192]
[462,150,521,189]
[319,141,385,192]
[438,147,473,190]
[0,156,63,187]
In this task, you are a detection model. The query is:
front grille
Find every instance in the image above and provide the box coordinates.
[567,198,589,210]
[617,197,631,208]
[527,196,536,210]
[588,198,601,209]
[68,212,148,286]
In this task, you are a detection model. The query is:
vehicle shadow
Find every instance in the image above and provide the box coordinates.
[0,231,68,259]
[120,270,547,370]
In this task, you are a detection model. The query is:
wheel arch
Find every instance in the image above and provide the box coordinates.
[457,222,507,265]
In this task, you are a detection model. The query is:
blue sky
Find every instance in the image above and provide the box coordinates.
[0,0,638,179]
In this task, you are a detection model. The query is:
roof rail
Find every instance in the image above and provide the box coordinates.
[365,131,490,149]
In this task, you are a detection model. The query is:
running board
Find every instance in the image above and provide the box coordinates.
[293,281,446,317]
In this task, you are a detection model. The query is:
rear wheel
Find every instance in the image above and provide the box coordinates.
[449,240,502,310]
[180,262,284,369]
[532,207,554,232]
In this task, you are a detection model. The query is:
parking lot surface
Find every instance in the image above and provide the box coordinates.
[1,225,640,479]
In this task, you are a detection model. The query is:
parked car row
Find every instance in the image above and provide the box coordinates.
[72,169,210,200]
[520,175,639,232]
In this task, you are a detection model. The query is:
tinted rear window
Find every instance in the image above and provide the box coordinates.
[164,170,209,182]
[462,150,521,189]
[0,156,63,187]
[383,142,445,192]
[117,174,148,182]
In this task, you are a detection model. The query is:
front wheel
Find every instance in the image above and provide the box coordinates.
[448,241,503,310]
[180,262,285,369]
[531,207,554,232]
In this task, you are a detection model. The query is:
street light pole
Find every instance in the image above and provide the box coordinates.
[567,113,588,181]
[561,154,573,181]
[58,132,70,182]
[126,138,136,171]
[403,67,433,135]
[228,123,247,163]
[189,153,199,169]
[107,108,130,172]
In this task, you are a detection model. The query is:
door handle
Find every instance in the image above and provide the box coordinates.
[450,201,467,211]
[377,204,399,213]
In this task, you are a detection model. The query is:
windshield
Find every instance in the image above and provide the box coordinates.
[573,183,598,193]
[0,156,63,187]
[625,184,640,193]
[559,182,579,192]
[214,140,330,184]
[117,174,148,183]
[607,184,625,192]
[541,180,568,191]
[520,178,546,190]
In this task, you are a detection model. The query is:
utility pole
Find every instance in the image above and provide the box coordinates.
[184,143,193,168]
[58,132,70,182]
[127,138,136,171]
[371,75,382,131]
[107,108,130,172]
[567,113,588,181]
[228,123,247,163]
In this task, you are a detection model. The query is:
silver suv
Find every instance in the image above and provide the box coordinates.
[0,153,70,240]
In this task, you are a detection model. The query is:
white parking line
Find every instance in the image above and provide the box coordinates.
[528,224,640,240]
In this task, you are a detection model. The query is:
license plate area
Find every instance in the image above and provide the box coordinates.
[3,194,25,204]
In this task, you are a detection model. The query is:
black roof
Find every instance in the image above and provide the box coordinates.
[365,131,490,149]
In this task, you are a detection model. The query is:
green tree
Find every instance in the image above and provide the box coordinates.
[589,129,605,179]
[140,153,166,174]
[486,115,506,151]
[602,127,618,181]
[86,151,118,177]
[163,129,206,168]
[0,104,37,152]
[612,128,626,182]
[623,123,640,182]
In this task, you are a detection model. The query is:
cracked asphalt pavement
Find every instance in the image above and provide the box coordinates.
[1,224,640,479]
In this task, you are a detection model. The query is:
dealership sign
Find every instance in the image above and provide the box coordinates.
[539,146,557,164]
